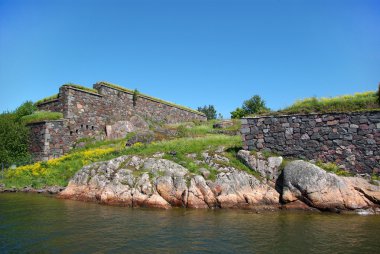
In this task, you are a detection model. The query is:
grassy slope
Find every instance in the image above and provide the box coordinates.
[0,121,248,188]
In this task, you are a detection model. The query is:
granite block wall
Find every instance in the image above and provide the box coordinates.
[241,111,380,174]
[28,120,69,161]
[32,82,206,161]
[37,98,63,113]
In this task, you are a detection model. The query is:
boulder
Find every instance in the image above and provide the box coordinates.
[282,160,379,211]
[125,131,155,146]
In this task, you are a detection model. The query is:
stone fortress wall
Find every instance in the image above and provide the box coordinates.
[241,111,380,174]
[31,82,206,161]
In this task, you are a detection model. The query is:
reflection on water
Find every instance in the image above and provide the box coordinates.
[1,193,380,253]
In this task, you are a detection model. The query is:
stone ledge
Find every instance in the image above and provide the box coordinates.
[63,85,102,97]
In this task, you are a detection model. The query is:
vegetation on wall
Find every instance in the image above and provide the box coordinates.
[276,91,379,115]
[20,111,64,125]
[133,89,139,107]
[35,94,59,105]
[197,105,217,120]
[231,95,269,118]
[62,83,98,94]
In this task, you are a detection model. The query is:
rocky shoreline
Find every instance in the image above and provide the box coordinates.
[55,149,380,214]
[0,185,65,194]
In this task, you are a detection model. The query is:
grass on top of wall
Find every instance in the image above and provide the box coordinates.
[0,134,243,188]
[248,91,379,117]
[278,91,379,115]
[35,94,59,105]
[97,81,206,116]
[62,83,99,94]
[21,111,64,125]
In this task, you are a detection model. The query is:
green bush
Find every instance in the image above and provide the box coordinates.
[0,113,31,165]
[20,111,63,125]
[231,107,246,119]
[15,101,37,120]
[377,84,380,106]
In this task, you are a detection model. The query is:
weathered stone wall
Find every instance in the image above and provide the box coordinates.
[31,82,206,161]
[59,86,107,140]
[28,120,69,161]
[94,83,206,123]
[37,99,63,112]
[241,111,380,174]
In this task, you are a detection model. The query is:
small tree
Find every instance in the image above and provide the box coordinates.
[133,89,139,107]
[230,107,246,119]
[230,95,269,118]
[242,95,269,115]
[197,105,217,120]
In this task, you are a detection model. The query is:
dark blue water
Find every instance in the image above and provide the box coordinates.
[1,193,380,253]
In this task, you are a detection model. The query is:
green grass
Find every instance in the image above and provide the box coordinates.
[62,83,98,94]
[20,111,63,125]
[165,119,241,138]
[315,161,353,176]
[96,81,205,116]
[250,91,379,116]
[0,134,243,189]
[35,94,59,105]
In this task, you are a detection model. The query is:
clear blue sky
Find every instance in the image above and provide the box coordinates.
[0,0,379,118]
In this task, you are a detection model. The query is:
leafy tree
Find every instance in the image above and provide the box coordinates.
[230,107,246,119]
[242,95,269,115]
[230,95,269,118]
[197,105,217,120]
[377,83,380,106]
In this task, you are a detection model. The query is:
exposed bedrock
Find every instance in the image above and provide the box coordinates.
[59,151,380,214]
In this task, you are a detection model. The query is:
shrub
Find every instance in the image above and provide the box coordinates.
[14,101,37,120]
[0,113,31,165]
[197,105,217,120]
[133,89,139,107]
[377,83,380,106]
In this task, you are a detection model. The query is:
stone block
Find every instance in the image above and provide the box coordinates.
[241,127,250,134]
[327,120,339,126]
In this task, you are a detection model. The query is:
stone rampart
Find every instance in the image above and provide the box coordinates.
[241,111,380,174]
[31,82,206,161]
